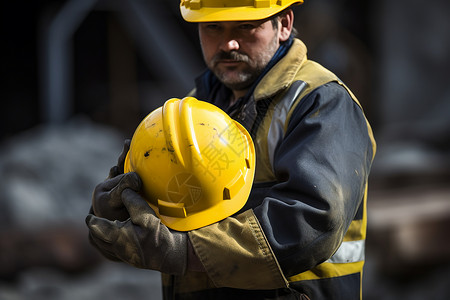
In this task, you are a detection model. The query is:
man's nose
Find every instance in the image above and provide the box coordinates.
[220,37,240,52]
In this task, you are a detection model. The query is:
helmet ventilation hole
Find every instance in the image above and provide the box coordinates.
[223,188,231,200]
[245,158,251,169]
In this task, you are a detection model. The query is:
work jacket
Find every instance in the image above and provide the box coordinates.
[162,39,376,300]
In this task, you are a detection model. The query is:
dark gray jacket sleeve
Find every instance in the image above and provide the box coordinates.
[250,82,374,277]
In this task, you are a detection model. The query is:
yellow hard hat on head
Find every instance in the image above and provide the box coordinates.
[180,0,303,22]
[124,97,255,231]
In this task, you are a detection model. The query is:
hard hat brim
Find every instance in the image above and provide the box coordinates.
[180,1,303,23]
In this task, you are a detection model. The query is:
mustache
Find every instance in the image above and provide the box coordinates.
[211,51,250,65]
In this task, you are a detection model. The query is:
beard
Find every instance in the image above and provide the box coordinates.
[206,35,279,92]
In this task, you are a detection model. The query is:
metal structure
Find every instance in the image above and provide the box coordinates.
[40,0,203,123]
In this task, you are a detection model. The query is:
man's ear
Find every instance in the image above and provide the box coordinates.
[279,9,294,42]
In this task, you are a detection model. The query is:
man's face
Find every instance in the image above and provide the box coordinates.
[199,19,280,92]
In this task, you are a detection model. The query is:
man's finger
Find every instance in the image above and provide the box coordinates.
[88,231,121,262]
[117,139,131,173]
[97,173,127,192]
[86,214,122,244]
[122,189,157,225]
[108,165,120,179]
[110,172,142,200]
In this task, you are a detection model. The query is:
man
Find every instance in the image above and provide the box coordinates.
[86,1,376,299]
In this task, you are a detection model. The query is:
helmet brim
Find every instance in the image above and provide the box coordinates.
[180,1,303,23]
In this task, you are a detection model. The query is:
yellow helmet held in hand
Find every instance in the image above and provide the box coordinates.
[124,97,256,231]
[180,0,303,23]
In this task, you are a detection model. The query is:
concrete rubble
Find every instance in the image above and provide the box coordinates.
[0,118,161,299]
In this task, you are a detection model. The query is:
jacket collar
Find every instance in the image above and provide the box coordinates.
[253,39,308,101]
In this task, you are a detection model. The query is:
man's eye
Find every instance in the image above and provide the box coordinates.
[238,23,255,30]
[205,24,220,30]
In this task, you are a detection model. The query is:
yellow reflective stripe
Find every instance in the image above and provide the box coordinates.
[344,219,363,241]
[288,261,364,282]
[344,184,368,242]
[288,185,368,283]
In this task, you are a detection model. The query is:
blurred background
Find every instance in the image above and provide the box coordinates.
[1,0,449,299]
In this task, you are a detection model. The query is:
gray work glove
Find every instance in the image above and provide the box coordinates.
[91,139,139,221]
[86,188,188,275]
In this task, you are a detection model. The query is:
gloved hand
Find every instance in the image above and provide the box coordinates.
[86,188,188,275]
[91,140,140,221]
